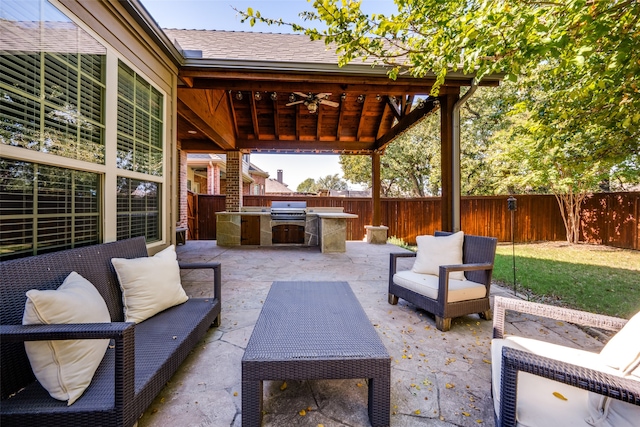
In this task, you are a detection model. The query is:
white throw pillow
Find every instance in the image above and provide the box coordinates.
[23,271,110,405]
[412,232,465,280]
[111,245,188,324]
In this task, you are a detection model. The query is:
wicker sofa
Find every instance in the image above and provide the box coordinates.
[0,237,221,427]
[388,231,497,331]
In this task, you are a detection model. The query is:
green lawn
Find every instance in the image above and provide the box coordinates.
[493,242,640,318]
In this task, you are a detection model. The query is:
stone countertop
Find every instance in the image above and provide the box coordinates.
[314,212,358,219]
[216,211,269,216]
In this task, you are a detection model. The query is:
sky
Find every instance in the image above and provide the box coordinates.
[140,0,397,190]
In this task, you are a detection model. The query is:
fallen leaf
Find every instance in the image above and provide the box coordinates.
[462,411,471,416]
[357,383,363,387]
[446,383,455,389]
[414,409,421,415]
[477,419,483,423]
[233,392,238,396]
[280,381,287,391]
[483,359,491,364]
[553,391,568,401]
[299,409,306,416]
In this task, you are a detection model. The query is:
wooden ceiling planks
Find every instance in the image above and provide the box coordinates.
[177,68,497,154]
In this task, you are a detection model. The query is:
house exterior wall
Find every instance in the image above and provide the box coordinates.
[0,0,180,259]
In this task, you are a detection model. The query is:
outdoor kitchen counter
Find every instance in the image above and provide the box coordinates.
[314,212,358,253]
[215,210,357,252]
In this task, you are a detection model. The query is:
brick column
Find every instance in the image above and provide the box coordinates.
[225,151,243,212]
[207,162,215,195]
[213,164,220,194]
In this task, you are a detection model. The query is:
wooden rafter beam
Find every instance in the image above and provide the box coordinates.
[249,94,260,140]
[374,99,439,151]
[273,98,280,140]
[356,97,368,141]
[386,96,402,120]
[295,104,301,140]
[227,91,240,139]
[316,105,324,140]
[404,95,415,115]
[336,94,347,139]
[180,69,499,89]
[236,138,376,153]
[185,79,470,95]
[177,98,235,150]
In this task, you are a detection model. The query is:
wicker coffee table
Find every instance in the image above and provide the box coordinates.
[242,281,390,427]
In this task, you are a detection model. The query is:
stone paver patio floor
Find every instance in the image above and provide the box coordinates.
[137,240,605,427]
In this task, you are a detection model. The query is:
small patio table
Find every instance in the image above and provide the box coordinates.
[241,281,390,427]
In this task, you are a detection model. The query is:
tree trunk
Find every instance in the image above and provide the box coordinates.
[553,190,587,244]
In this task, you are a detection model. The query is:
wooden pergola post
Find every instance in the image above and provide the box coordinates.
[439,93,460,232]
[365,150,388,243]
[372,151,381,227]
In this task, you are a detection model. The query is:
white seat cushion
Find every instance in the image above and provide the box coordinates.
[23,272,111,405]
[492,336,638,427]
[111,245,188,323]
[412,231,465,280]
[393,270,486,303]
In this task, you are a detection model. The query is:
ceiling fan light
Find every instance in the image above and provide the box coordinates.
[254,92,262,101]
[307,102,318,113]
[235,91,243,100]
[289,93,296,103]
[270,92,278,101]
[357,94,365,103]
[376,94,382,102]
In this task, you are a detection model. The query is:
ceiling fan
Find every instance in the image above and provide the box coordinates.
[286,92,340,113]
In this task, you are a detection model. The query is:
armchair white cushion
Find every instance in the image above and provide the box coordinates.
[393,270,486,303]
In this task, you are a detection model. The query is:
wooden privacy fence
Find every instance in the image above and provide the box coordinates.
[190,192,639,250]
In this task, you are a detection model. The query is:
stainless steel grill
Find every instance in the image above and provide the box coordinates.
[270,201,307,221]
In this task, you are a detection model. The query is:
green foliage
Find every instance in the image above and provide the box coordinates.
[340,115,441,196]
[296,174,348,192]
[242,0,640,240]
[493,243,640,318]
[387,236,415,251]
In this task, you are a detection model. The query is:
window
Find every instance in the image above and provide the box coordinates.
[0,0,168,257]
[117,61,163,176]
[116,177,160,242]
[0,0,106,163]
[0,159,101,260]
[116,61,164,242]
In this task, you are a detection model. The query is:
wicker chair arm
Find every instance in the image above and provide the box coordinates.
[179,262,222,303]
[389,252,417,284]
[498,346,640,427]
[492,296,628,339]
[0,322,134,342]
[439,262,494,273]
[436,263,494,303]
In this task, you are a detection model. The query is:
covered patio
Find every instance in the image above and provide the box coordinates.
[136,241,605,427]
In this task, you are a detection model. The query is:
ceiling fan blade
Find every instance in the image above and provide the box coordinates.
[319,99,339,107]
[316,93,332,99]
[285,100,305,106]
[294,92,309,98]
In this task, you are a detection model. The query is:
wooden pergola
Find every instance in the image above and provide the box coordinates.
[170,30,501,233]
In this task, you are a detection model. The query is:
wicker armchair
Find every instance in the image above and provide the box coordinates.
[388,232,497,331]
[492,296,640,427]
